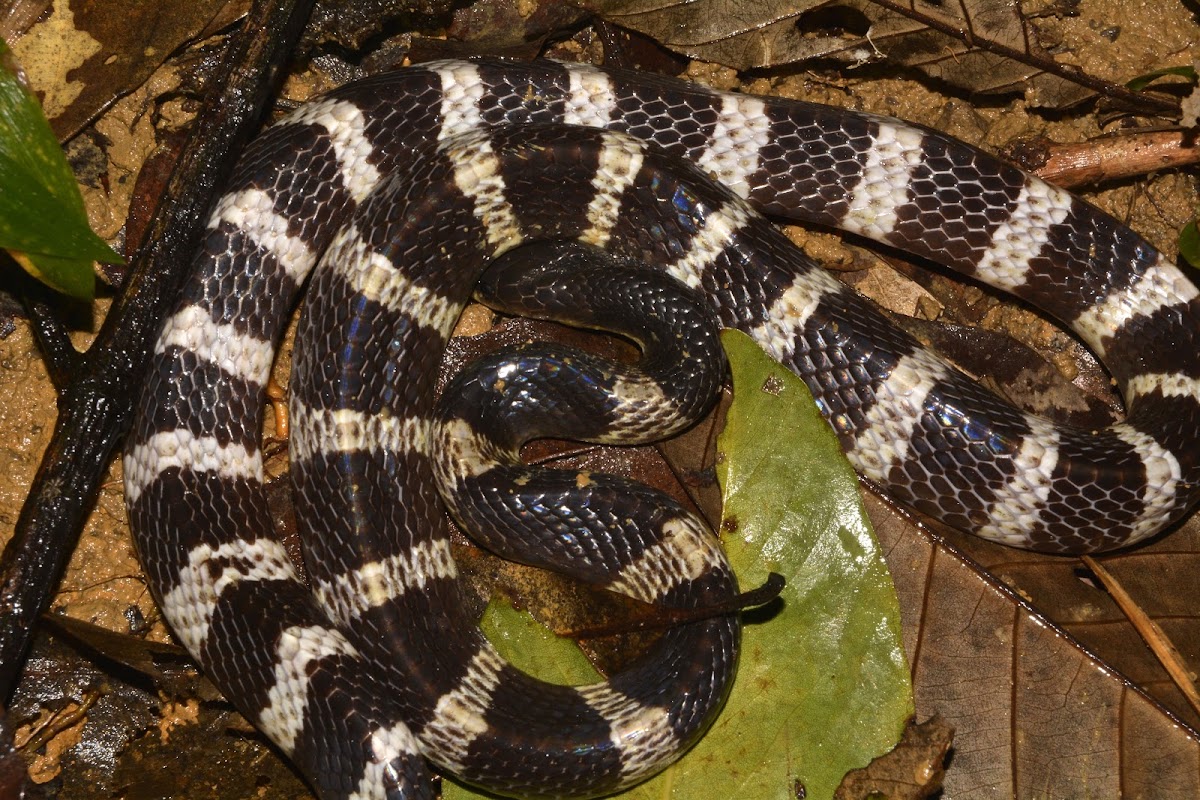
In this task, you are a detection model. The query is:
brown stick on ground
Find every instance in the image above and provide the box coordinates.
[1004,129,1200,188]
[1081,555,1200,721]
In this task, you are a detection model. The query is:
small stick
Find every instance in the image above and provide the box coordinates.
[1005,130,1200,188]
[1080,554,1200,719]
[266,378,289,439]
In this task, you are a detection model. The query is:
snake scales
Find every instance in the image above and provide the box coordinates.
[123,57,1200,798]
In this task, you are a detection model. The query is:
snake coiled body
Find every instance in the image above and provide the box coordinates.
[123,58,1200,798]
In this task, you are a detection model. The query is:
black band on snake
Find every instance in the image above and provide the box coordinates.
[122,58,1200,799]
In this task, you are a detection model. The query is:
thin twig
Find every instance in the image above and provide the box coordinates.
[866,0,1180,117]
[21,295,78,393]
[1004,129,1200,188]
[1081,555,1200,720]
[15,688,100,754]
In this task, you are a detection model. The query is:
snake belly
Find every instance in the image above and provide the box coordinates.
[123,57,1200,799]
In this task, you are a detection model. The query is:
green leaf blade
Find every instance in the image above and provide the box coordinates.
[625,329,912,800]
[1125,64,1196,92]
[0,39,121,299]
[1178,218,1200,271]
[480,598,604,686]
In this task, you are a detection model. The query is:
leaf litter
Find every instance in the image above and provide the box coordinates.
[4,0,1200,796]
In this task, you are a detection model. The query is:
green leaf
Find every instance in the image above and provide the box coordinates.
[1125,64,1196,92]
[1179,218,1200,271]
[0,39,121,299]
[700,329,912,799]
[481,597,604,686]
[446,329,912,800]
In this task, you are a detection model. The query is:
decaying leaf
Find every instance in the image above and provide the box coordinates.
[933,508,1200,738]
[1182,62,1200,130]
[6,618,309,798]
[581,0,1149,109]
[308,0,460,49]
[8,0,239,140]
[834,715,953,800]
[0,0,50,44]
[873,494,1200,797]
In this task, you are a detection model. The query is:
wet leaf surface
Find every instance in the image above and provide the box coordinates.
[7,620,307,798]
[704,331,912,799]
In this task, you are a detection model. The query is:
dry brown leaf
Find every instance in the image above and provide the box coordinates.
[835,715,953,799]
[9,0,237,140]
[939,514,1200,737]
[581,0,1135,108]
[872,495,1200,797]
[0,0,50,44]
[1082,554,1200,721]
